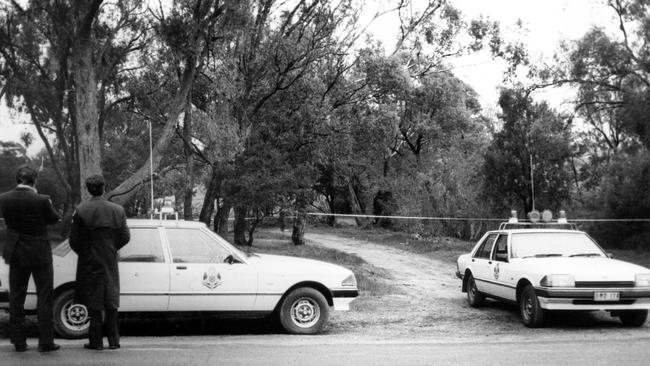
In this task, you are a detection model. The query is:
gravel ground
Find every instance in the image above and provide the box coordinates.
[306,232,650,342]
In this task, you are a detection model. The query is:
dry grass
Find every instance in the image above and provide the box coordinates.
[227,229,398,297]
[308,225,476,264]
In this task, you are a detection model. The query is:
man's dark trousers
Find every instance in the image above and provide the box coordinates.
[88,309,119,348]
[9,261,54,347]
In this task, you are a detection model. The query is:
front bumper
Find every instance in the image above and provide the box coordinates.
[331,288,359,311]
[536,287,650,310]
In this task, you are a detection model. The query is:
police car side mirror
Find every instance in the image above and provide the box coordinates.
[607,252,614,259]
[224,254,241,264]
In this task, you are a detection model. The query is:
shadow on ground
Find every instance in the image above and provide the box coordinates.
[476,299,629,328]
[0,312,284,339]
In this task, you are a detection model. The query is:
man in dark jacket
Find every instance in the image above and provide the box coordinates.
[0,165,61,352]
[69,175,130,350]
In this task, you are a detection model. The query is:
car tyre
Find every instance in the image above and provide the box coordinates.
[466,273,485,307]
[53,289,89,339]
[619,310,648,327]
[278,287,329,335]
[519,285,545,328]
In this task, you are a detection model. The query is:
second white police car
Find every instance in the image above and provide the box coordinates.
[0,219,359,337]
[456,211,650,327]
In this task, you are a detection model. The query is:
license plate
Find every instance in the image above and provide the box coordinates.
[594,291,620,301]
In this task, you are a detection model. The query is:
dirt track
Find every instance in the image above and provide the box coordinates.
[305,232,650,341]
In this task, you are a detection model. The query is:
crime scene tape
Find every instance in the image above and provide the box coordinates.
[303,212,650,222]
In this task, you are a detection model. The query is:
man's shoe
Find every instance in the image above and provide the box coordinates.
[14,344,27,352]
[108,344,120,350]
[84,343,104,350]
[38,343,60,352]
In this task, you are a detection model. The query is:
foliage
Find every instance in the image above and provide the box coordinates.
[483,88,573,215]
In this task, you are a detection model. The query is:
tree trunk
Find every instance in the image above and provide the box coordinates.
[183,93,194,220]
[233,206,248,246]
[73,1,103,200]
[106,48,199,205]
[199,167,220,226]
[292,211,305,245]
[214,202,231,234]
[348,179,370,227]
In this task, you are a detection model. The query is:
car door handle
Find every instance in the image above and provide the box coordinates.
[176,266,187,270]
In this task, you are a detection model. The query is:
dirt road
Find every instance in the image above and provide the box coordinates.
[305,232,650,341]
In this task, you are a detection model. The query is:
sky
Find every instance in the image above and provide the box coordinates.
[0,0,617,154]
[365,0,615,113]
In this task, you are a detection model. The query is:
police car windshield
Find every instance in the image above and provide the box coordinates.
[511,232,605,259]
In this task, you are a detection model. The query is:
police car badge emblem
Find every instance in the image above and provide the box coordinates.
[494,263,500,280]
[202,267,222,289]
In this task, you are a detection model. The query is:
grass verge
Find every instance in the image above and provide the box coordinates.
[226,229,396,298]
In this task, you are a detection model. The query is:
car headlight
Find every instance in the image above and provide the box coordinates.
[635,274,650,287]
[540,274,575,287]
[342,274,357,287]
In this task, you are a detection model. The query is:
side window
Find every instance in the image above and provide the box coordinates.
[493,235,509,262]
[118,227,164,263]
[166,228,230,263]
[474,234,498,259]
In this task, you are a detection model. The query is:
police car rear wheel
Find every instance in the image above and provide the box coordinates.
[466,273,485,307]
[53,289,89,339]
[279,287,329,335]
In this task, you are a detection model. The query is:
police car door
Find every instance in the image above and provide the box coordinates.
[164,227,258,311]
[489,234,515,300]
[118,226,170,311]
[471,233,498,294]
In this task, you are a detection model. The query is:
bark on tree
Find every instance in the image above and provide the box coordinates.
[348,179,370,227]
[73,1,103,200]
[199,167,220,226]
[292,211,305,246]
[106,54,198,205]
[233,206,248,246]
[214,202,230,234]
[183,93,194,220]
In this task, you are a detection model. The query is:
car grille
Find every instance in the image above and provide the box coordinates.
[573,300,636,305]
[574,281,635,288]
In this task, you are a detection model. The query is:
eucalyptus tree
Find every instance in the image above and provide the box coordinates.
[537,0,650,244]
[483,88,573,215]
[0,0,147,214]
[182,0,364,245]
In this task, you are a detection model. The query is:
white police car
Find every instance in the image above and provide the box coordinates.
[456,211,650,327]
[0,219,358,337]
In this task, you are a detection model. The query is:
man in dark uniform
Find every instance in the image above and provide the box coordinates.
[0,165,61,352]
[69,175,130,350]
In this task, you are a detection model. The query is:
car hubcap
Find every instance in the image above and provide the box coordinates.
[62,300,89,331]
[290,297,320,328]
[523,296,533,320]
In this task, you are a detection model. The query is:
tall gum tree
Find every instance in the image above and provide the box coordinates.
[0,0,147,215]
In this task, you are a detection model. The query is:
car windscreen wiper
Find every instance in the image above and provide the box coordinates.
[523,253,564,258]
[569,253,602,257]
